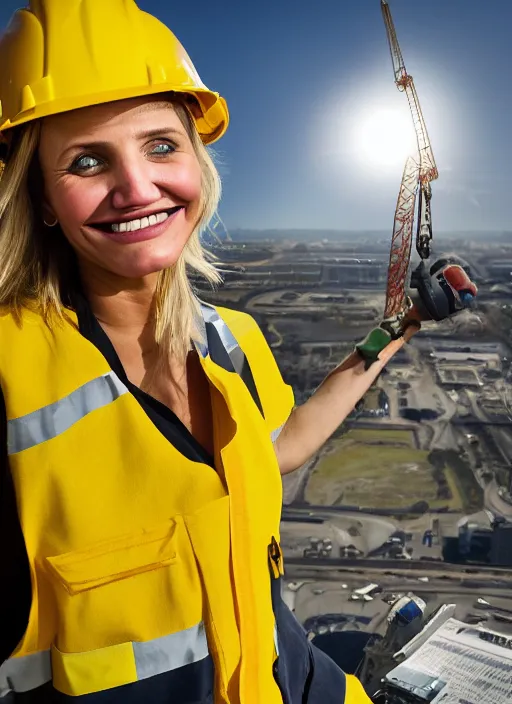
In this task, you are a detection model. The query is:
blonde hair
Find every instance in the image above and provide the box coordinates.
[0,99,222,364]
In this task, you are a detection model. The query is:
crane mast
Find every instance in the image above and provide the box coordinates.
[381,0,438,184]
[384,156,419,319]
[380,0,438,319]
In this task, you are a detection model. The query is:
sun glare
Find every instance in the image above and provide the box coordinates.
[354,107,417,171]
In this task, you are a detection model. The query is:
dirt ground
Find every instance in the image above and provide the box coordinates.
[305,428,463,510]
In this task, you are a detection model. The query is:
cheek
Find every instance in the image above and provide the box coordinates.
[164,161,203,206]
[49,181,107,230]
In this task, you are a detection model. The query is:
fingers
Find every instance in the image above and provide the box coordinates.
[377,337,406,365]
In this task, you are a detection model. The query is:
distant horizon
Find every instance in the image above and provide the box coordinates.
[226,227,511,234]
[220,228,512,241]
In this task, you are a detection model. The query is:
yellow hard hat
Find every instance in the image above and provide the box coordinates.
[0,0,229,144]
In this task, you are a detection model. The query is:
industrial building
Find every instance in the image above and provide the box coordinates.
[490,518,512,567]
[212,250,390,288]
[455,513,512,567]
[321,260,387,286]
[381,616,512,703]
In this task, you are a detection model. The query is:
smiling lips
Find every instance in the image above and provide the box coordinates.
[90,206,183,233]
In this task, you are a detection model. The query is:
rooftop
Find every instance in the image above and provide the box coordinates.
[386,616,512,702]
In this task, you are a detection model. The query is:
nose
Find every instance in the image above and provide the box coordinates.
[110,155,161,211]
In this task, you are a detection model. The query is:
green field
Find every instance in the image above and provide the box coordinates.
[305,428,463,510]
[430,449,483,513]
[348,428,416,446]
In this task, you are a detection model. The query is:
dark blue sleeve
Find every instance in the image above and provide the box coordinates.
[0,385,32,665]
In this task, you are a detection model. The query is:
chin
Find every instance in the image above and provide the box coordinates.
[109,246,188,280]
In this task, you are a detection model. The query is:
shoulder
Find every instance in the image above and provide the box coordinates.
[0,309,27,358]
[0,307,20,328]
[211,304,294,434]
[210,304,269,360]
[0,305,77,333]
[214,305,259,337]
[0,305,47,332]
[0,306,79,381]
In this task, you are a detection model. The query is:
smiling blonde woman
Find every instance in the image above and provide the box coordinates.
[0,2,478,703]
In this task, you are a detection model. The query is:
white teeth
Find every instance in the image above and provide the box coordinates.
[110,210,171,233]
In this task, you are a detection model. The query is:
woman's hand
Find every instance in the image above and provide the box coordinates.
[407,257,478,323]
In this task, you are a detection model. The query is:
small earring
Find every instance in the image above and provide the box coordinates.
[43,216,58,228]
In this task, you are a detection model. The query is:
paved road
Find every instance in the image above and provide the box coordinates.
[283,556,512,581]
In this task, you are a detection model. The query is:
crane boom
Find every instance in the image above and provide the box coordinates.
[380,0,407,84]
[381,0,438,319]
[381,0,438,183]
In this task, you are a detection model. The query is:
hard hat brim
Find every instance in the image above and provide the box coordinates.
[0,85,229,145]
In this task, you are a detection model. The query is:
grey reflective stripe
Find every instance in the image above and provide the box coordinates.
[271,423,285,443]
[134,621,209,680]
[197,302,242,370]
[0,650,51,698]
[274,625,280,657]
[196,302,265,418]
[7,372,129,455]
[0,623,209,697]
[193,305,209,359]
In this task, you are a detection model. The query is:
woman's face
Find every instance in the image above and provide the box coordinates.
[38,97,203,282]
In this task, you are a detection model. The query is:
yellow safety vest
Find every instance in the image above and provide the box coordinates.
[0,301,371,704]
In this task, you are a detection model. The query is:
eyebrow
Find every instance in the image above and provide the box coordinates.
[62,127,184,157]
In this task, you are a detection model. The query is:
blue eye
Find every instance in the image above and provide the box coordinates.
[71,155,101,172]
[151,143,175,155]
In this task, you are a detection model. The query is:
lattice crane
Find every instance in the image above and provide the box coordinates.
[381,0,438,320]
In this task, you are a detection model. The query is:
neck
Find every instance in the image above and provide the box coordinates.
[80,265,159,342]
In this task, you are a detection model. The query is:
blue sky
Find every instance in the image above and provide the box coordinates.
[1,0,511,232]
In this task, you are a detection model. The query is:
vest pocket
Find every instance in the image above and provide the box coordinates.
[45,522,179,595]
[44,516,205,657]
